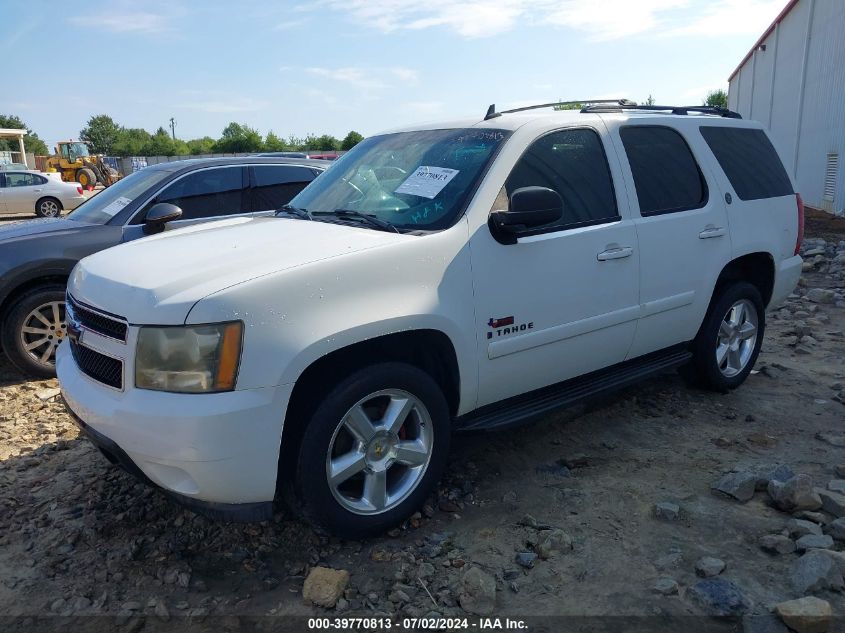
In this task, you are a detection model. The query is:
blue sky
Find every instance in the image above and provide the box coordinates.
[2,0,785,148]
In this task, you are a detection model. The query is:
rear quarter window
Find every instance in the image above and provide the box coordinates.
[699,126,793,201]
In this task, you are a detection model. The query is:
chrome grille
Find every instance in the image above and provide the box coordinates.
[67,294,128,342]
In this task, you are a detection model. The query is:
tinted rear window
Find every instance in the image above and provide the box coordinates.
[700,126,793,200]
[620,126,707,216]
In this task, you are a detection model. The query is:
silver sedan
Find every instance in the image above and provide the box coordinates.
[0,170,87,217]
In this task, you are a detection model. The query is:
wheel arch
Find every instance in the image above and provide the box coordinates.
[34,196,63,214]
[710,251,775,311]
[0,269,71,324]
[276,329,461,489]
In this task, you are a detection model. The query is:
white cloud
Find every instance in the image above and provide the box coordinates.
[273,18,308,31]
[306,66,419,90]
[175,95,268,114]
[662,0,784,37]
[69,11,171,34]
[313,0,782,41]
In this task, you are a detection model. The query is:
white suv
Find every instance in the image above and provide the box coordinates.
[57,102,804,537]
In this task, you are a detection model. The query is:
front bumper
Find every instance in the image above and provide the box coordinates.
[57,342,293,521]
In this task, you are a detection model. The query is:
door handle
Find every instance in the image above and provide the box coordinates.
[699,226,726,239]
[33,189,42,193]
[597,246,633,261]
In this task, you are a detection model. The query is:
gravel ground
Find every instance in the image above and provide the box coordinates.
[1,220,844,632]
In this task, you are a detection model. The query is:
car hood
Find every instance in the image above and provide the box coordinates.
[0,217,97,242]
[70,216,409,324]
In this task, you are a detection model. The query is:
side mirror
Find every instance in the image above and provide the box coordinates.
[489,186,563,244]
[143,202,182,235]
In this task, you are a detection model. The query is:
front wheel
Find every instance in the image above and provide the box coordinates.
[690,281,765,391]
[1,286,67,378]
[289,363,450,538]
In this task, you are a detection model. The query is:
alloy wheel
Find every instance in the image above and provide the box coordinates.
[325,389,434,515]
[19,301,67,366]
[39,200,60,217]
[716,298,758,377]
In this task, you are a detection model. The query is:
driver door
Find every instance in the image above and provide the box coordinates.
[469,126,640,407]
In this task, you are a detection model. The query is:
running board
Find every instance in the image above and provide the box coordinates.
[454,346,692,432]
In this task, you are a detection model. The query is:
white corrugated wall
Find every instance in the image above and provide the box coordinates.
[728,0,845,215]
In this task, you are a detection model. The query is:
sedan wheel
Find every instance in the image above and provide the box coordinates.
[36,198,61,218]
[326,389,434,515]
[20,300,67,366]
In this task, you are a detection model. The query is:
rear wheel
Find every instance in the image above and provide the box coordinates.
[76,168,96,188]
[35,197,62,218]
[288,363,450,538]
[1,286,67,378]
[690,281,765,391]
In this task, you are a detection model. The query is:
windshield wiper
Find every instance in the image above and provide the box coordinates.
[315,209,401,233]
[275,204,313,221]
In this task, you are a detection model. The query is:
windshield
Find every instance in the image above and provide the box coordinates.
[67,168,172,224]
[289,128,509,231]
[64,142,90,160]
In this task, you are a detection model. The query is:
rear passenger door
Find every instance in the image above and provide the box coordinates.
[610,124,732,359]
[249,164,320,214]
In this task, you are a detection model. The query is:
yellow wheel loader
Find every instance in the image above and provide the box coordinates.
[44,141,121,188]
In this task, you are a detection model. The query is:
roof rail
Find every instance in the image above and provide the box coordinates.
[580,103,742,119]
[484,99,633,120]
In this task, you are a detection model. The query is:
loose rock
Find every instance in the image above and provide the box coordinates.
[302,567,350,608]
[686,579,750,617]
[654,502,680,521]
[774,596,831,633]
[515,552,537,569]
[536,528,573,559]
[790,550,844,594]
[458,567,496,616]
[818,488,845,517]
[695,557,726,577]
[768,475,822,512]
[824,517,845,541]
[652,577,679,596]
[787,519,823,538]
[759,534,795,555]
[712,470,757,502]
[795,534,834,552]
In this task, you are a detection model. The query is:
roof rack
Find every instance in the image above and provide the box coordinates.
[580,103,742,118]
[484,99,633,120]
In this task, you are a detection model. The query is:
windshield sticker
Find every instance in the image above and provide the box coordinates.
[394,166,459,199]
[99,196,133,216]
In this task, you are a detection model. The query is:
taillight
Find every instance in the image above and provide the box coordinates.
[794,193,804,256]
[77,186,84,195]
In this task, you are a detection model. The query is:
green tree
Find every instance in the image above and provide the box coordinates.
[112,128,152,156]
[552,101,582,111]
[286,134,304,150]
[0,114,48,155]
[341,131,364,150]
[143,127,178,156]
[704,89,728,109]
[186,136,216,155]
[304,133,340,151]
[644,94,656,106]
[214,122,263,153]
[79,114,121,154]
[264,130,288,152]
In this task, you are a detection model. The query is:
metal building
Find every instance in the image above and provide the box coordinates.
[728,0,845,215]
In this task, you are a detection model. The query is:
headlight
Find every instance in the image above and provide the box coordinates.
[135,322,243,393]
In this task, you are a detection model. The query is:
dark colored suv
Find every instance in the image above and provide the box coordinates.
[0,156,327,377]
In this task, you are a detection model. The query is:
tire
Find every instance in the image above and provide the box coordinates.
[288,362,451,539]
[35,197,62,218]
[690,281,765,391]
[1,285,67,378]
[76,168,96,188]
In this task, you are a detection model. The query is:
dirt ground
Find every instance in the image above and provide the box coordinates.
[1,218,844,632]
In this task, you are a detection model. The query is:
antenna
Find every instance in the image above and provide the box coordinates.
[484,104,501,120]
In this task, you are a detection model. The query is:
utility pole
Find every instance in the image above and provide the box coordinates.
[169,117,177,140]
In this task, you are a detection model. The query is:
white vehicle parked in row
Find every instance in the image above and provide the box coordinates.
[0,170,86,217]
[58,101,803,537]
